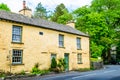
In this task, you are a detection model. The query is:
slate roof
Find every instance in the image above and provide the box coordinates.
[0,10,89,37]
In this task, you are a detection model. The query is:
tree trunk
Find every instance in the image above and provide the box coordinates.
[107,48,111,63]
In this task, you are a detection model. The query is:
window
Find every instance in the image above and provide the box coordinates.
[77,53,82,64]
[39,32,43,35]
[59,34,64,47]
[12,49,23,64]
[51,54,57,68]
[51,54,56,60]
[77,37,81,49]
[12,26,22,42]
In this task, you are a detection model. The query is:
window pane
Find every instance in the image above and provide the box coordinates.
[12,26,22,42]
[51,54,56,60]
[59,35,64,47]
[59,41,63,47]
[77,53,82,63]
[77,38,81,49]
[12,50,23,64]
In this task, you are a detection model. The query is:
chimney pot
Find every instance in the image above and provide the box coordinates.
[23,0,26,9]
[19,0,32,17]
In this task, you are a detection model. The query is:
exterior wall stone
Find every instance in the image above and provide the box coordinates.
[0,20,90,73]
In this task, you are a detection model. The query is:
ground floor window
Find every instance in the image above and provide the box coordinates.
[12,49,23,64]
[77,53,82,64]
[51,54,57,68]
[51,54,56,60]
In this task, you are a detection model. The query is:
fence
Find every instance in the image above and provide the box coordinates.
[91,61,103,69]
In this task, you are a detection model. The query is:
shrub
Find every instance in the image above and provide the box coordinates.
[31,67,40,74]
[20,70,25,75]
[0,71,11,78]
[57,58,66,72]
[31,63,40,74]
[51,57,57,68]
[0,72,5,78]
[31,63,50,75]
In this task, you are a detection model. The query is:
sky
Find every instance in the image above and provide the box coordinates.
[0,0,92,13]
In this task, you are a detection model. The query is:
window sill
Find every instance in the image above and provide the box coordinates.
[59,46,65,49]
[11,42,24,44]
[78,62,83,64]
[77,48,82,50]
[12,63,24,66]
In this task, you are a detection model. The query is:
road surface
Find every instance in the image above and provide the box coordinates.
[4,65,120,80]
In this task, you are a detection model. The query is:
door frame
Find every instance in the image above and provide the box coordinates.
[64,53,69,71]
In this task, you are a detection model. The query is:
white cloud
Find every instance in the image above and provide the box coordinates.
[0,0,92,13]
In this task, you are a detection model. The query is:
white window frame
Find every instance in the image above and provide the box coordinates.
[77,37,81,49]
[77,53,82,64]
[12,49,23,64]
[59,34,64,47]
[12,26,22,42]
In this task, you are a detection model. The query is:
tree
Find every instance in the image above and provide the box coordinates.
[57,10,73,24]
[34,2,49,19]
[0,3,11,11]
[73,0,120,63]
[91,0,120,62]
[50,3,72,24]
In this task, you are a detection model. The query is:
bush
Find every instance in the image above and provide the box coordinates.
[0,72,5,78]
[31,67,40,74]
[57,58,66,72]
[51,57,57,68]
[31,63,49,75]
[20,70,25,75]
[91,58,103,62]
[0,71,12,78]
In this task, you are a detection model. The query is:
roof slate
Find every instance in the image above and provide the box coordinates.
[0,10,89,37]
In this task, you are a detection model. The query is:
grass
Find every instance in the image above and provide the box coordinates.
[91,58,103,62]
[78,68,91,72]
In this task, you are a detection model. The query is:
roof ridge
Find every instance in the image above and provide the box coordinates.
[0,10,89,37]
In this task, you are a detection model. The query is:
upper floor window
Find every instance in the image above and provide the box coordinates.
[77,37,81,49]
[12,26,22,42]
[59,34,64,47]
[12,49,23,64]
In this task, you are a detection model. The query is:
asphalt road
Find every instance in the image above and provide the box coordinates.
[4,65,120,80]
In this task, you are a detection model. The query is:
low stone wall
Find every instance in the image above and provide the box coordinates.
[91,61,103,69]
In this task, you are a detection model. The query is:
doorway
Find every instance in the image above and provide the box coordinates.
[64,53,69,71]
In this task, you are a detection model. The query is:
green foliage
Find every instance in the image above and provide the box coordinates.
[20,70,25,75]
[91,58,103,62]
[31,63,40,74]
[0,72,5,78]
[91,42,104,58]
[50,3,72,24]
[34,2,49,19]
[31,63,49,75]
[51,57,57,68]
[73,0,120,62]
[78,68,90,72]
[0,3,11,11]
[57,58,66,72]
[57,10,73,24]
[0,70,11,78]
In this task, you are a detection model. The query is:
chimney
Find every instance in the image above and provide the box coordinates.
[23,0,26,9]
[66,20,75,28]
[19,0,32,17]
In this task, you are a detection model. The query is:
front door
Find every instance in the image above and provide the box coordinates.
[64,53,69,71]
